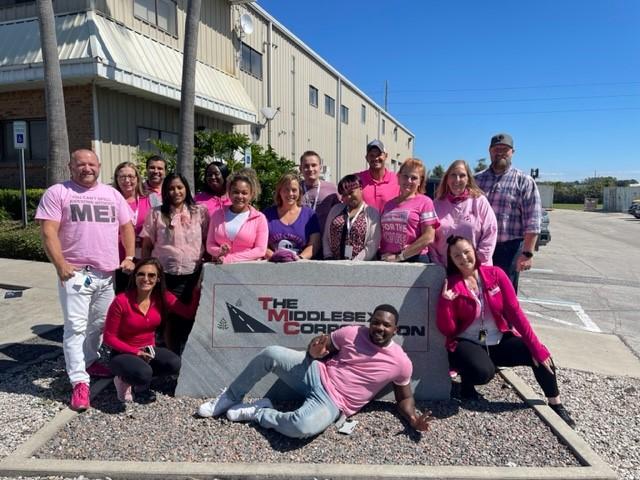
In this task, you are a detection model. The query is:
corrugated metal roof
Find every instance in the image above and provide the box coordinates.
[0,12,257,124]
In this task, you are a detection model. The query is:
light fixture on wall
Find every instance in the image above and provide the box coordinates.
[251,106,280,142]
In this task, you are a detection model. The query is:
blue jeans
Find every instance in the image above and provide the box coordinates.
[492,239,523,293]
[227,346,340,438]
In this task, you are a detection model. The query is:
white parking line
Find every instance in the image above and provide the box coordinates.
[520,297,601,333]
[529,268,554,273]
[524,310,587,329]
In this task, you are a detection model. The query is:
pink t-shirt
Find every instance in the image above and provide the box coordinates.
[379,194,440,255]
[357,169,399,213]
[195,191,231,217]
[118,195,152,261]
[317,325,412,416]
[35,181,132,272]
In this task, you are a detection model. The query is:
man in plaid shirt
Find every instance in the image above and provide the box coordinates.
[475,133,541,292]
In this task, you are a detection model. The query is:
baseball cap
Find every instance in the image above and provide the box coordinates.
[366,139,385,153]
[489,133,514,149]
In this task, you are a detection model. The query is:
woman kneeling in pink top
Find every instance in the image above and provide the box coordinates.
[207,168,268,264]
[431,160,497,267]
[104,258,199,404]
[436,236,575,428]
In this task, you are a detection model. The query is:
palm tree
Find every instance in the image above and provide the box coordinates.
[177,0,202,188]
[36,0,69,186]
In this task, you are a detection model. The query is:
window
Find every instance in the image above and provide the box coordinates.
[340,105,349,124]
[240,42,263,79]
[324,95,335,117]
[381,119,386,134]
[309,85,318,108]
[134,0,177,36]
[361,104,366,124]
[0,119,47,164]
[394,127,398,142]
[138,127,178,153]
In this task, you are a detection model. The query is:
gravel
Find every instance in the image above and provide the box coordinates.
[1,343,638,479]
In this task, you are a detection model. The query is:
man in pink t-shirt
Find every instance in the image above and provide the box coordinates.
[357,140,399,213]
[197,305,433,438]
[36,149,135,412]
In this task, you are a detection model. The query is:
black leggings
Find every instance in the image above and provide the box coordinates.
[448,332,559,398]
[163,270,200,354]
[109,348,181,391]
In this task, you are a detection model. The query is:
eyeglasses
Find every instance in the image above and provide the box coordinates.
[135,272,158,279]
[117,175,137,181]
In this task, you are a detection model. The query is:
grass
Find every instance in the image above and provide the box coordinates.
[552,203,600,211]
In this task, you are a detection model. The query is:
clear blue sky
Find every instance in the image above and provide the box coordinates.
[257,0,639,182]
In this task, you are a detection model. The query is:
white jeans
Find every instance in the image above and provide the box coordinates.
[58,269,114,385]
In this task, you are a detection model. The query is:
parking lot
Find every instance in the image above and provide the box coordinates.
[518,208,640,357]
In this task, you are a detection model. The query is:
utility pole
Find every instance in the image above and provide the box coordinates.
[384,80,388,111]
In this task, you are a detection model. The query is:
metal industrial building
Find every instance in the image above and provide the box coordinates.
[0,0,414,187]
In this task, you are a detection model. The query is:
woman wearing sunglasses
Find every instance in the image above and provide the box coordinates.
[103,258,199,404]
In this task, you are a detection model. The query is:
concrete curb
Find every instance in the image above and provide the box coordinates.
[0,373,617,480]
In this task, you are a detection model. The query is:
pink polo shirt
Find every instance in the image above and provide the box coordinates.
[357,168,399,213]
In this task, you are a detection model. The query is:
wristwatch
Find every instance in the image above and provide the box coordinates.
[522,251,534,259]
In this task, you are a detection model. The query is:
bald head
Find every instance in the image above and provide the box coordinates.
[69,149,100,188]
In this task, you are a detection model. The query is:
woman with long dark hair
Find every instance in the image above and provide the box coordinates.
[103,258,198,403]
[140,173,208,352]
[436,235,575,427]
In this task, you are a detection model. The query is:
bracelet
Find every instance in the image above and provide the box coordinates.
[124,256,135,261]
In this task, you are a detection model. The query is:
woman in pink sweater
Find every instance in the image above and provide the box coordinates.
[436,236,575,428]
[206,169,268,263]
[431,160,497,267]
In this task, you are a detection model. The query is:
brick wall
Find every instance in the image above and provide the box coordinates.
[0,85,94,188]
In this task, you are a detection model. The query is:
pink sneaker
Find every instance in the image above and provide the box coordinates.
[70,382,90,412]
[87,362,113,378]
[113,376,133,403]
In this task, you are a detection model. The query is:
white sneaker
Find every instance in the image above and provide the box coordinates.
[226,398,273,422]
[113,376,132,403]
[197,389,238,418]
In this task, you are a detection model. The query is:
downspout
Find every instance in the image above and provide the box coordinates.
[91,81,101,173]
[266,20,273,146]
[336,77,341,180]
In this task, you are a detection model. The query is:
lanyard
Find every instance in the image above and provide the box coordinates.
[304,182,321,211]
[128,195,140,225]
[346,203,365,236]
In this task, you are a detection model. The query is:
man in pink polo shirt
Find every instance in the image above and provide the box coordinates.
[197,304,433,438]
[357,140,399,213]
[36,149,136,412]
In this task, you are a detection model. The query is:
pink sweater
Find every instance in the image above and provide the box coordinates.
[206,206,268,263]
[432,195,497,266]
[436,265,551,363]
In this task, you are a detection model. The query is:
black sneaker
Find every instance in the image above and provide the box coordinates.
[549,403,576,428]
[134,389,157,404]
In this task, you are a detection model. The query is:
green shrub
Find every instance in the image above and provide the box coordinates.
[0,189,45,221]
[0,221,48,262]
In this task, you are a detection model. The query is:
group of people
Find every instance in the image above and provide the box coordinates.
[34,131,574,440]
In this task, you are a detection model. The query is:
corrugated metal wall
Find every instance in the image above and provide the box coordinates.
[232,5,414,183]
[95,86,230,182]
[603,186,640,212]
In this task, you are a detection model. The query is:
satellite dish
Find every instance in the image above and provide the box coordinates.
[260,106,279,121]
[239,14,254,35]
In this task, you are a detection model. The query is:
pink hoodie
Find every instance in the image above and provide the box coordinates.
[436,265,550,363]
[206,206,268,263]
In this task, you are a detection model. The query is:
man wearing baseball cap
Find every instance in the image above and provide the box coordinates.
[357,140,399,213]
[475,133,542,292]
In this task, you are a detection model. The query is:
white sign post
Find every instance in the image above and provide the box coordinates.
[243,146,252,167]
[13,121,28,227]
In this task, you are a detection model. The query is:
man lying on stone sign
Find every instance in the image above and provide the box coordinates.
[196,304,433,438]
